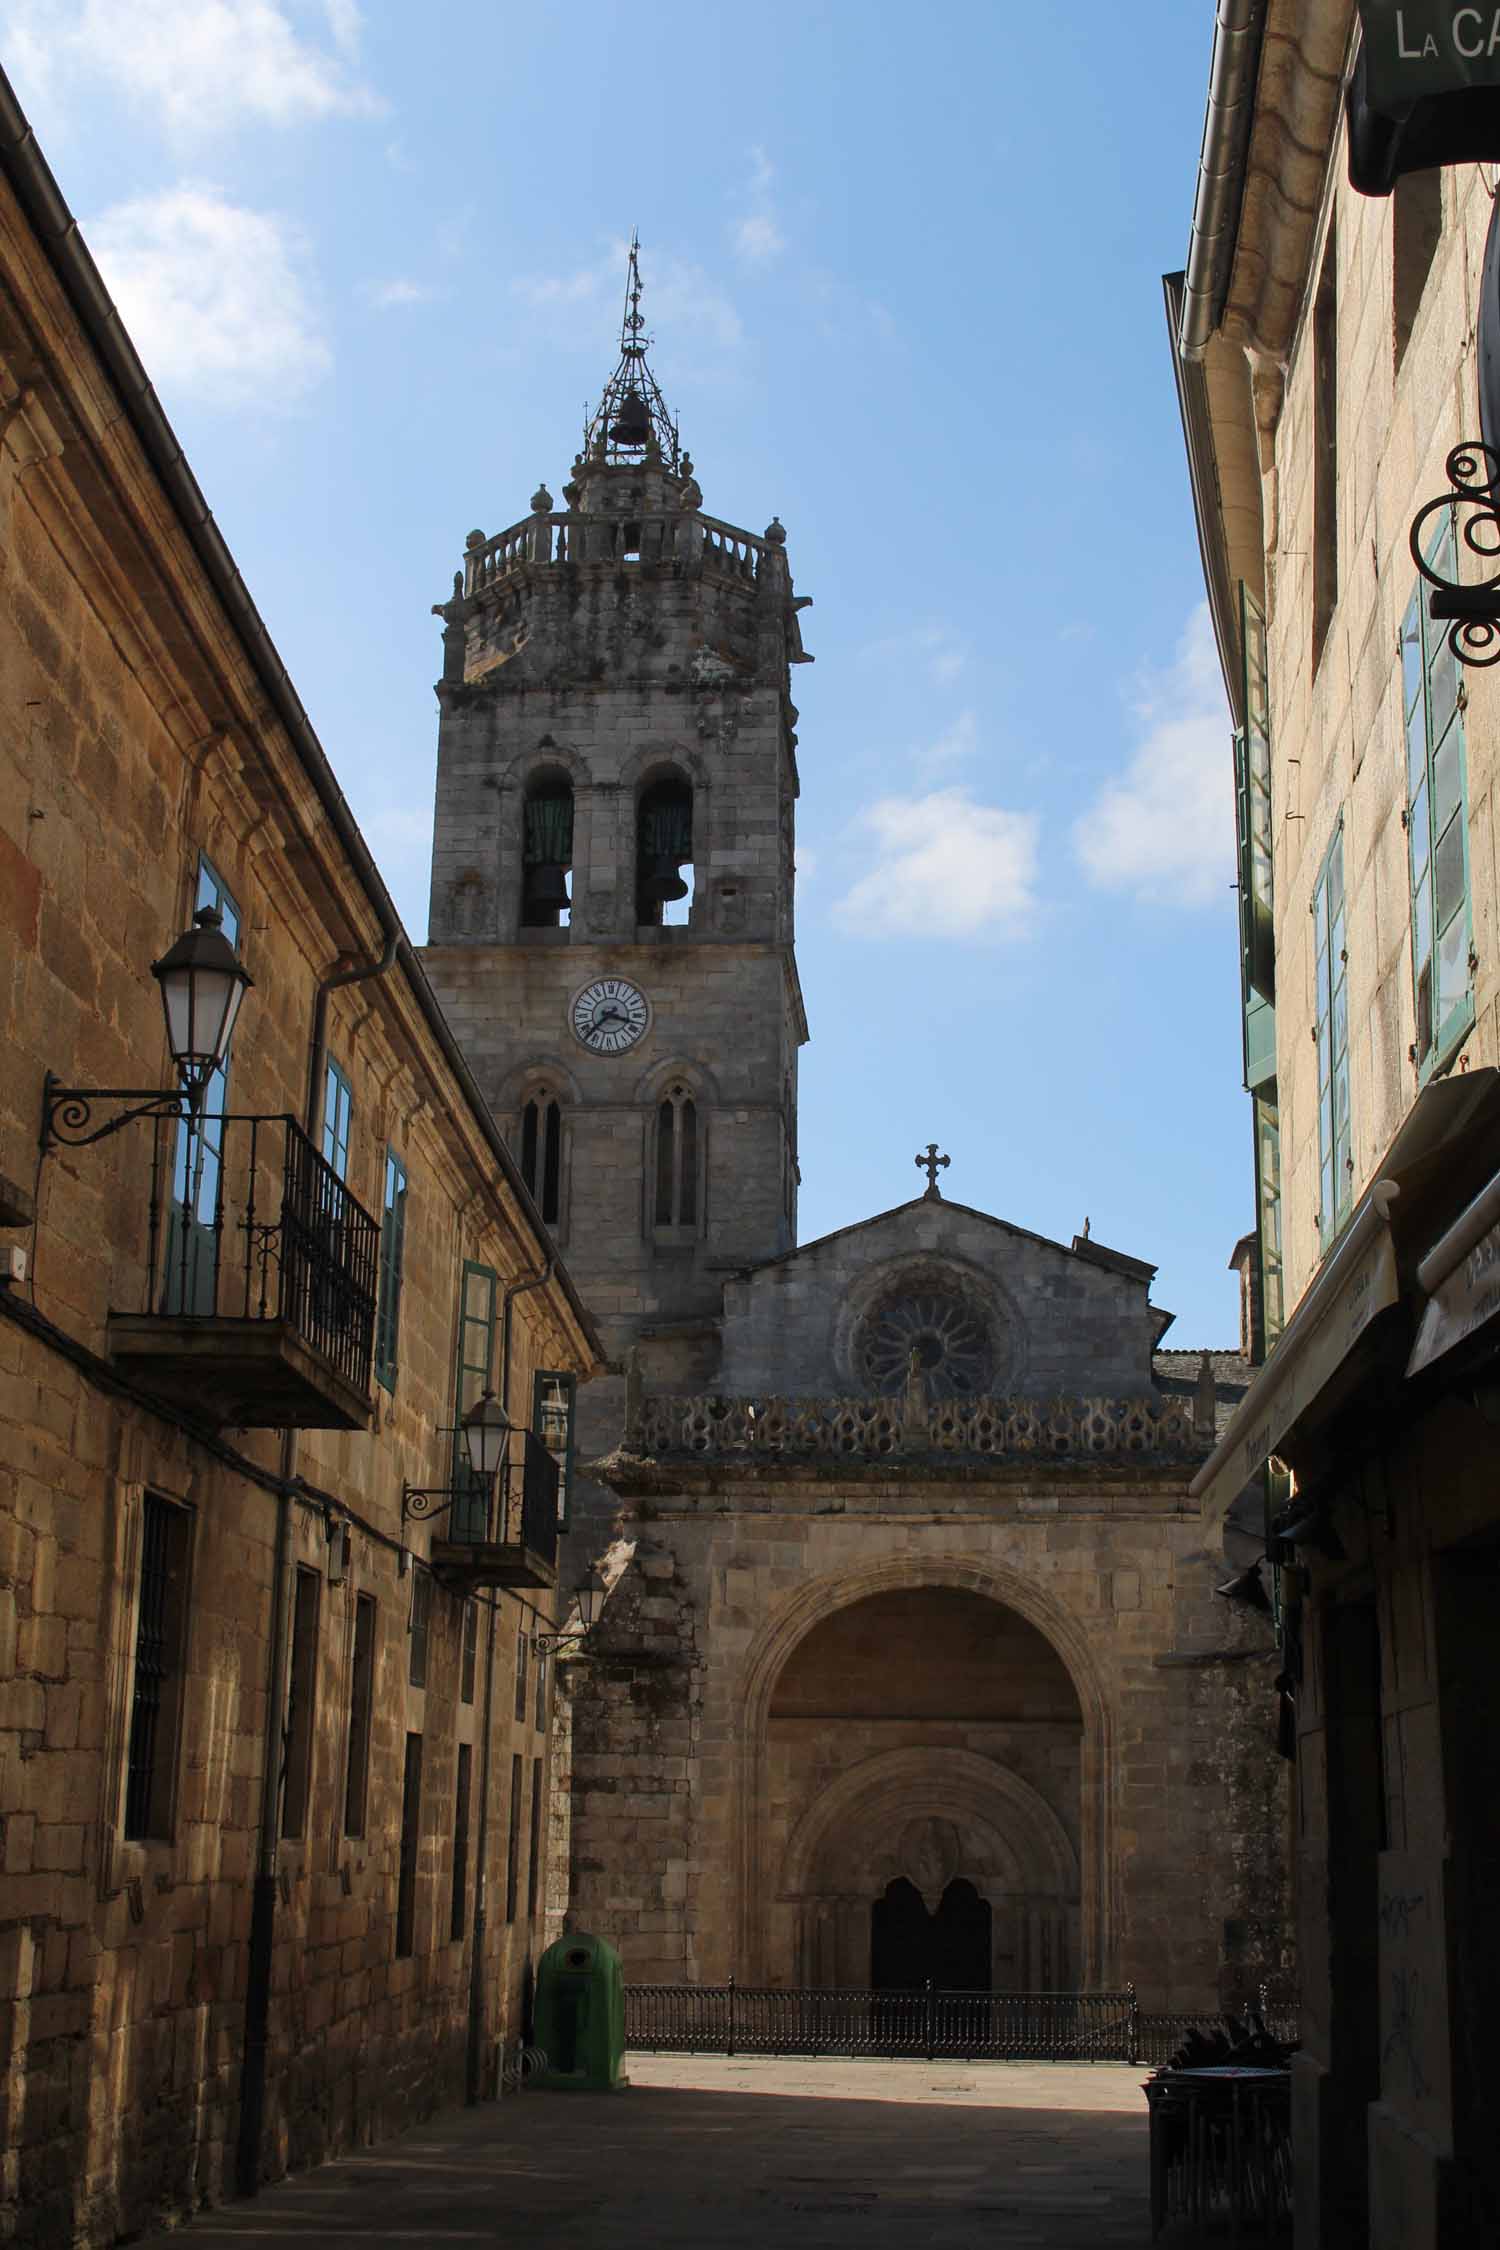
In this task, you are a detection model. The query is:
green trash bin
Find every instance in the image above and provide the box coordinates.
[533,1931,628,2091]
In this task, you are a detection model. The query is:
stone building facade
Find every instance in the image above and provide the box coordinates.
[0,84,597,2250]
[423,259,1291,2019]
[1171,7,1500,2245]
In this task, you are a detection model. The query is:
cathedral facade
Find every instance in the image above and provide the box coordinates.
[422,250,1289,2013]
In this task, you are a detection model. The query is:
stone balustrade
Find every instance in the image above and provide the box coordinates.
[463,510,770,597]
[632,1392,1208,1464]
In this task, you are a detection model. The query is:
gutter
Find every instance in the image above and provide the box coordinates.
[1179,0,1269,361]
[1163,270,1243,723]
[0,69,601,1370]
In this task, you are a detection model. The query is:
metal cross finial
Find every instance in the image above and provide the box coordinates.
[915,1143,950,1198]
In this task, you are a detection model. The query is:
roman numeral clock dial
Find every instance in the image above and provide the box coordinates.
[570,977,651,1055]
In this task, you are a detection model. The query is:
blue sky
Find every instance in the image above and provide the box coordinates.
[4,1,1248,1345]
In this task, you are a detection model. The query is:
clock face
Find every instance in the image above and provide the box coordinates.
[570,977,651,1055]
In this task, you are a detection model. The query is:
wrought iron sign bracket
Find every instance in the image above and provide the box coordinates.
[1410,442,1500,669]
[40,1071,192,1156]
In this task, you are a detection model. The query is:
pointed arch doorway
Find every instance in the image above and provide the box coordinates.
[871,1875,992,1991]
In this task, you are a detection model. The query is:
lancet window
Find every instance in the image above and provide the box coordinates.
[654,1083,699,1232]
[520,1087,563,1227]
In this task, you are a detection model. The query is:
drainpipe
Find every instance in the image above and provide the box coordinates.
[465,1254,554,2104]
[236,933,399,2196]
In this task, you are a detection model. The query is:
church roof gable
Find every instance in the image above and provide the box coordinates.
[738,1194,1158,1288]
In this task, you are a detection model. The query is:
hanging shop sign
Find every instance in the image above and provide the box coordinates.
[1349,4,1500,193]
[1360,3,1500,108]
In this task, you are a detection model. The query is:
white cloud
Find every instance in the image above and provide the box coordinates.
[732,146,784,266]
[1072,603,1233,908]
[362,277,433,310]
[2,0,380,137]
[87,186,331,407]
[834,787,1040,940]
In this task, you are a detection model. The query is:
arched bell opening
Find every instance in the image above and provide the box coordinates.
[636,775,693,928]
[521,771,574,930]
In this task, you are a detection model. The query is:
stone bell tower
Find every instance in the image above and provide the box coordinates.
[421,238,812,1443]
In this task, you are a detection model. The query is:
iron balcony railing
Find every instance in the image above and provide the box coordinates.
[443,1429,561,1573]
[142,1109,378,1396]
[625,1981,1144,2064]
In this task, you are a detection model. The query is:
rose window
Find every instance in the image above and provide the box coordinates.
[856,1288,994,1400]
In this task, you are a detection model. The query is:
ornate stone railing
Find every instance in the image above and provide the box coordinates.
[632,1393,1206,1464]
[463,510,770,598]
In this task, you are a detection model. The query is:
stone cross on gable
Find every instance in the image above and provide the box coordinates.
[915,1143,950,1199]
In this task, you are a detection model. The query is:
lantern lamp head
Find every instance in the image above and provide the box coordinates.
[151,906,252,1100]
[460,1389,511,1480]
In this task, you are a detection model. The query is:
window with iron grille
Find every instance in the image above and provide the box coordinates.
[450,1741,472,1943]
[344,1594,376,1837]
[396,1731,423,1957]
[505,1753,523,1922]
[374,1150,407,1392]
[460,1599,478,1706]
[123,1494,192,1840]
[321,1058,353,1182]
[1402,523,1474,1080]
[1314,819,1353,1245]
[527,1753,543,1920]
[532,1370,576,1528]
[281,1566,320,1840]
[409,1568,431,1689]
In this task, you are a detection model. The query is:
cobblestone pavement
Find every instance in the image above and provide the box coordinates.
[133,2055,1210,2249]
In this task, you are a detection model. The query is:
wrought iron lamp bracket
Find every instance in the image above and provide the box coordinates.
[40,1071,193,1155]
[531,1626,590,1656]
[401,1482,466,1527]
[1410,442,1500,670]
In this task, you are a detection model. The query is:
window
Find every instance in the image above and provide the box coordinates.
[527,1754,544,1920]
[505,1753,523,1922]
[1236,585,1275,1003]
[374,1150,407,1391]
[654,1084,699,1232]
[514,1627,529,1726]
[519,1090,562,1227]
[451,1742,472,1943]
[534,1645,549,1734]
[1314,819,1352,1244]
[1403,530,1474,1077]
[396,1732,423,1957]
[532,1370,576,1527]
[521,775,573,928]
[344,1594,376,1836]
[321,1059,353,1181]
[1393,169,1442,371]
[409,1568,431,1689]
[123,1494,192,1840]
[1312,235,1338,672]
[636,775,693,927]
[163,858,242,1316]
[282,1566,320,1840]
[452,1263,498,1542]
[1255,1094,1285,1352]
[460,1599,478,1706]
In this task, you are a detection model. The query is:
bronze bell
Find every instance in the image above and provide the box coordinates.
[523,863,570,912]
[643,854,689,903]
[608,388,651,448]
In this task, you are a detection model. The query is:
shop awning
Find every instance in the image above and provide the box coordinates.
[1408,1164,1500,1377]
[1191,1070,1500,1528]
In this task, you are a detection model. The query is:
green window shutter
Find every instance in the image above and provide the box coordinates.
[1238,585,1275,1003]
[452,1263,498,1541]
[374,1150,407,1392]
[1408,520,1475,1080]
[1254,1090,1285,1350]
[1314,817,1352,1247]
[532,1370,577,1529]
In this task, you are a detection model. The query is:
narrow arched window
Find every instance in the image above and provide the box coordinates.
[521,775,574,930]
[520,1089,562,1226]
[636,777,693,928]
[655,1084,698,1230]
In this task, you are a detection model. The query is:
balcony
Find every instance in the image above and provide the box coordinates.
[428,1430,560,1591]
[108,1113,377,1430]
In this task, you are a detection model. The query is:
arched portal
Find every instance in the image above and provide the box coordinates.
[755,1583,1087,1990]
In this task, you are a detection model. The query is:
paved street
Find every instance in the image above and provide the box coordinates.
[130,2055,1210,2249]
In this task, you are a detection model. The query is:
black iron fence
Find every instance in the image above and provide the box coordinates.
[444,1430,561,1571]
[144,1110,378,1394]
[626,1982,1302,2067]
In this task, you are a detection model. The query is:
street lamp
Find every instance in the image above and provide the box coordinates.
[460,1389,512,1481]
[42,903,254,1151]
[534,1568,608,1655]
